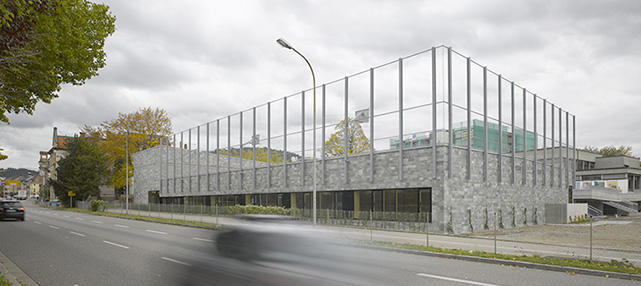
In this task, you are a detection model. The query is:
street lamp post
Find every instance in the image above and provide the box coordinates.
[277,38,317,225]
[125,129,129,215]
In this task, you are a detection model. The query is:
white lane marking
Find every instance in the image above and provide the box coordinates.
[63,215,70,218]
[70,231,86,237]
[103,241,130,249]
[161,257,190,266]
[114,224,130,229]
[146,229,167,235]
[91,220,103,224]
[76,218,84,221]
[53,214,59,216]
[34,221,42,224]
[417,273,500,286]
[49,225,59,229]
[192,237,215,243]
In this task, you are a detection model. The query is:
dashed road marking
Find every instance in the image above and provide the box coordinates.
[103,241,130,249]
[161,257,190,266]
[146,229,167,235]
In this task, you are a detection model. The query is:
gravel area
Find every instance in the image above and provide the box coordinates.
[468,215,641,253]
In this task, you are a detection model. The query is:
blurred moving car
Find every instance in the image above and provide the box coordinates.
[184,215,372,286]
[0,200,25,221]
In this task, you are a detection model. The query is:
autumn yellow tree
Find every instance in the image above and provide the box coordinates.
[324,117,371,158]
[86,107,172,190]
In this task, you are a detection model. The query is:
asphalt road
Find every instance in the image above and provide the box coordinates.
[1,202,639,286]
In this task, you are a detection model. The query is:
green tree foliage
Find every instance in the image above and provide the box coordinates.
[0,0,116,123]
[85,107,173,190]
[583,145,633,157]
[324,117,371,158]
[49,136,111,206]
[0,147,7,161]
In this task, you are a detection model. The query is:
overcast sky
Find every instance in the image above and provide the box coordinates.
[1,0,640,170]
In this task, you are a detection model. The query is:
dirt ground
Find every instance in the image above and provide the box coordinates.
[467,215,641,253]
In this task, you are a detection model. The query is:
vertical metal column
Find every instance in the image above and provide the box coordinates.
[302,91,305,186]
[573,115,576,187]
[173,134,176,193]
[180,132,184,193]
[322,85,326,185]
[216,120,220,190]
[399,59,404,181]
[344,77,350,184]
[558,108,562,187]
[543,100,547,186]
[551,104,555,187]
[522,89,527,186]
[253,107,256,190]
[466,58,471,181]
[533,95,537,186]
[239,112,243,191]
[498,75,503,183]
[227,116,231,191]
[207,123,210,192]
[566,111,570,188]
[267,102,271,188]
[197,126,200,194]
[431,48,437,180]
[447,47,453,179]
[369,69,374,183]
[511,82,515,184]
[483,66,488,182]
[189,129,192,194]
[159,137,163,194]
[284,97,288,188]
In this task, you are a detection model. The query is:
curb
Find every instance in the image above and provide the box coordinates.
[0,250,38,286]
[361,244,641,282]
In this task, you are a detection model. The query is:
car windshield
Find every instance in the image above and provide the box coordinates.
[1,202,23,208]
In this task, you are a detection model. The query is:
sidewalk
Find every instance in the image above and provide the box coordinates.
[0,250,37,286]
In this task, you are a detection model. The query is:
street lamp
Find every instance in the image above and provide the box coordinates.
[277,38,317,225]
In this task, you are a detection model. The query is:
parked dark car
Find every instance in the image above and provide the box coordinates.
[0,200,25,221]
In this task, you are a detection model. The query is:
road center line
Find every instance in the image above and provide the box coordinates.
[49,225,59,229]
[91,220,103,224]
[103,241,130,249]
[34,221,42,224]
[114,224,130,228]
[146,230,167,235]
[161,257,190,266]
[70,231,86,237]
[75,218,84,221]
[63,215,70,218]
[417,273,500,286]
[192,237,214,243]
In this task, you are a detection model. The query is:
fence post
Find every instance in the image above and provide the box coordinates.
[216,204,219,225]
[590,217,593,262]
[426,212,429,247]
[370,211,373,241]
[184,202,186,221]
[494,212,497,254]
[200,203,203,223]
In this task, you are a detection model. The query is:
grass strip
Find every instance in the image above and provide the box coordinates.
[365,241,641,275]
[0,273,12,286]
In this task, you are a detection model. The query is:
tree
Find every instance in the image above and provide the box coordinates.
[0,0,116,123]
[324,117,371,158]
[86,107,173,190]
[0,147,7,161]
[49,136,111,206]
[583,145,633,157]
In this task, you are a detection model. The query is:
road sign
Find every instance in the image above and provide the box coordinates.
[68,191,76,197]
[6,180,20,186]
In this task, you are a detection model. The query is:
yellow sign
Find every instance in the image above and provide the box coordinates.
[6,180,20,186]
[68,191,76,197]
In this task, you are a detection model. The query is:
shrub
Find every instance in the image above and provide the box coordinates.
[90,200,107,212]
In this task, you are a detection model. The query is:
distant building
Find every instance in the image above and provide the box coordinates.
[573,151,641,216]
